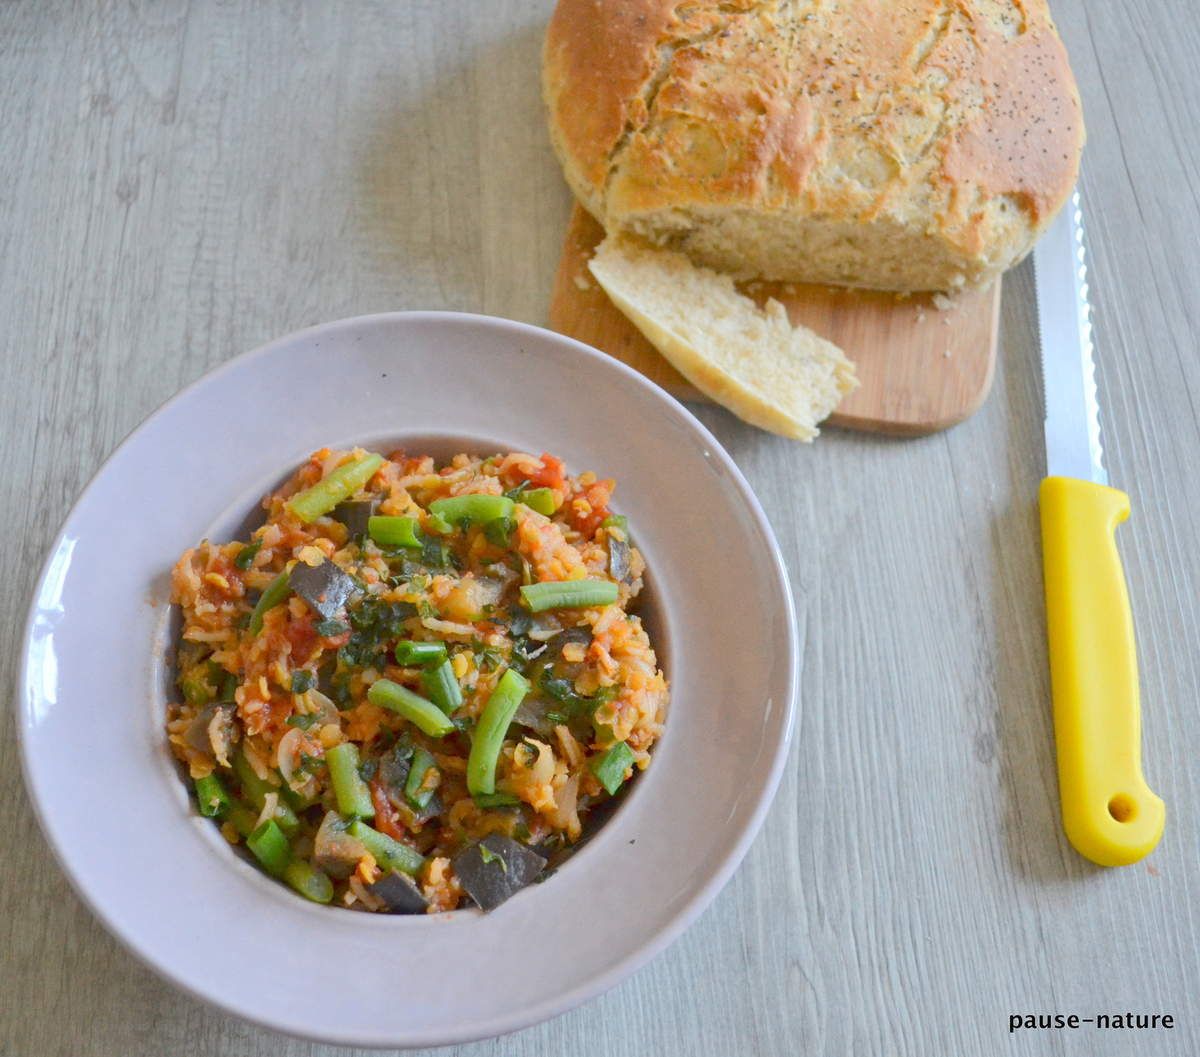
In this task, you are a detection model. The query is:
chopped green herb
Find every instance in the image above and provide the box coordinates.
[234,539,263,569]
[478,844,508,872]
[290,670,315,694]
[420,535,452,569]
[315,619,350,637]
[338,597,418,668]
[298,751,325,773]
[285,713,317,730]
[539,670,617,719]
[358,758,379,782]
[511,637,543,668]
[484,516,516,547]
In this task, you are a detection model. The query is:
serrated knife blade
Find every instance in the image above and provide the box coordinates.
[1034,189,1106,485]
[1033,185,1164,867]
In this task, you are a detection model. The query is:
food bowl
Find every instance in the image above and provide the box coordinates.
[17,312,797,1047]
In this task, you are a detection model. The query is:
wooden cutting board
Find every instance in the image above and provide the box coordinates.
[548,206,1001,436]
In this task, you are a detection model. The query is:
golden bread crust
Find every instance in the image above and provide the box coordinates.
[543,0,1084,289]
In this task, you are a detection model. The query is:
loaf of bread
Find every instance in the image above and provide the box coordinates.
[588,235,857,440]
[543,0,1083,291]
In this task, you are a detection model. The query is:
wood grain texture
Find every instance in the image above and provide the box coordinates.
[549,205,1001,435]
[1,3,1198,1056]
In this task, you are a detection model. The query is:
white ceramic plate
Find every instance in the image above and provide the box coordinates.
[17,313,797,1048]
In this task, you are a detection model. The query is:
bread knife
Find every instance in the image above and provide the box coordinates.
[1034,188,1164,866]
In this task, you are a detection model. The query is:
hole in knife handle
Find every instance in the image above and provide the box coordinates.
[1108,794,1137,824]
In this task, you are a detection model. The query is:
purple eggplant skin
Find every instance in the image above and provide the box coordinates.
[368,870,429,914]
[378,742,414,796]
[184,703,236,758]
[452,834,546,912]
[333,498,380,539]
[287,558,359,620]
[313,811,367,880]
[608,536,632,583]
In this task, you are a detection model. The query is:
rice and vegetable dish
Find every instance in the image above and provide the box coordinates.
[167,447,668,913]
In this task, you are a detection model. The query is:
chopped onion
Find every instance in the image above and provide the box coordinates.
[255,791,279,830]
[276,727,304,786]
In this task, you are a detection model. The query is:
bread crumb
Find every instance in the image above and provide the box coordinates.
[943,348,953,358]
[916,308,926,323]
[573,273,592,292]
[932,292,955,312]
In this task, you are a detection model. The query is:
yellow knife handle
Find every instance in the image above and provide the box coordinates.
[1039,476,1164,866]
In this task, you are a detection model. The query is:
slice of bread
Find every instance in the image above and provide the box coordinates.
[587,236,857,441]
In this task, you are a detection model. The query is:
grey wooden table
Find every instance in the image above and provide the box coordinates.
[2,3,1197,1055]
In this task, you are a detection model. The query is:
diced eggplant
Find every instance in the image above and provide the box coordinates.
[452,834,546,912]
[378,741,414,795]
[368,870,428,914]
[288,558,360,620]
[554,626,593,650]
[184,703,236,763]
[512,696,559,737]
[312,811,367,880]
[607,536,632,583]
[411,792,442,827]
[333,498,380,539]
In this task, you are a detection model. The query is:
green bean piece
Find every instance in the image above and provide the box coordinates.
[347,820,425,876]
[426,512,453,535]
[519,579,619,613]
[367,678,456,738]
[484,516,516,547]
[232,748,301,836]
[473,791,521,808]
[428,494,514,526]
[247,569,291,636]
[234,539,262,570]
[420,658,462,715]
[368,515,422,549]
[589,741,635,795]
[519,488,558,516]
[247,819,291,876]
[325,742,375,820]
[194,774,232,818]
[227,804,259,839]
[404,747,439,810]
[180,671,212,707]
[394,640,448,666]
[601,514,628,534]
[286,452,384,523]
[283,860,334,904]
[217,669,239,701]
[466,668,530,796]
